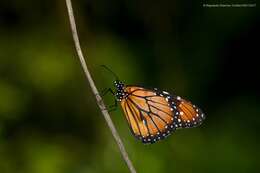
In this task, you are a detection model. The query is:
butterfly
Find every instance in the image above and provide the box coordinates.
[101,67,205,144]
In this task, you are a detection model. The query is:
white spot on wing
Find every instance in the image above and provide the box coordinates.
[163,91,169,94]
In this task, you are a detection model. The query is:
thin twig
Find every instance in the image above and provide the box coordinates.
[65,0,137,173]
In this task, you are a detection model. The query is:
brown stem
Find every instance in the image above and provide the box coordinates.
[64,0,137,173]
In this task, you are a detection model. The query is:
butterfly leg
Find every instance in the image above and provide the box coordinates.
[108,99,118,112]
[100,88,118,112]
[101,88,115,97]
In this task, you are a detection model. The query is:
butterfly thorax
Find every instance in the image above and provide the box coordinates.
[114,80,127,101]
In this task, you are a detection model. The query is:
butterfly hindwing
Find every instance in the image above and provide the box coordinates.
[172,96,205,128]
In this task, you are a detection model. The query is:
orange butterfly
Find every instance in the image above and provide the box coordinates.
[102,67,205,144]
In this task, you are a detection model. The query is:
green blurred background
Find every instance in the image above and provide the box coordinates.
[0,0,258,173]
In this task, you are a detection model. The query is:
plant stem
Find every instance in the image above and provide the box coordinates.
[65,0,137,173]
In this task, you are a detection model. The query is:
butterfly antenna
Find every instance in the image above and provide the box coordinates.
[100,65,120,80]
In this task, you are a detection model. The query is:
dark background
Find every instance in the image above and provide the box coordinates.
[0,0,259,173]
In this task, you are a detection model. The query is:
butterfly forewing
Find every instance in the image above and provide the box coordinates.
[121,86,178,144]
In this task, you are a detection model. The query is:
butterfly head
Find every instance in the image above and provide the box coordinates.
[114,80,125,101]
